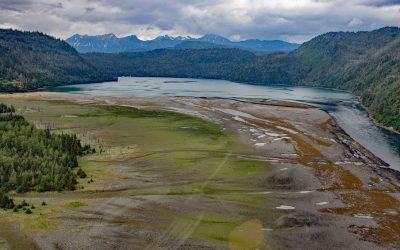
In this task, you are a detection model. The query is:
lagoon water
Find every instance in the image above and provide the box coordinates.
[53,77,400,170]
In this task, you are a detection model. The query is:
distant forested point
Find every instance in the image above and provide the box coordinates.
[0,103,91,209]
[83,48,257,80]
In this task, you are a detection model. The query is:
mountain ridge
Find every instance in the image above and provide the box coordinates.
[228,26,400,131]
[66,33,300,54]
[81,27,400,131]
[0,27,399,132]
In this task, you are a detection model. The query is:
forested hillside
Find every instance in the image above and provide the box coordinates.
[0,29,112,92]
[0,27,399,132]
[83,48,256,79]
[228,27,400,131]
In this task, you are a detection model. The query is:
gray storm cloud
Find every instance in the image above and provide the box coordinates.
[361,0,400,6]
[0,0,399,42]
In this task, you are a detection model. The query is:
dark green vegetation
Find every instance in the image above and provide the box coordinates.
[83,27,400,131]
[0,191,14,209]
[83,48,256,79]
[1,197,38,214]
[0,103,14,113]
[0,97,275,245]
[0,29,113,92]
[0,103,91,206]
[228,27,400,131]
[1,195,34,212]
[0,27,399,131]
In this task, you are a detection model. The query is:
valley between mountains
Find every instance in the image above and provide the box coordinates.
[1,27,399,133]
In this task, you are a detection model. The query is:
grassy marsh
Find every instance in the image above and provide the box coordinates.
[0,97,276,248]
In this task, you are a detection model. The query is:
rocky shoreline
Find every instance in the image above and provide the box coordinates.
[355,95,400,137]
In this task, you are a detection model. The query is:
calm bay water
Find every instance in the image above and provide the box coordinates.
[53,77,400,170]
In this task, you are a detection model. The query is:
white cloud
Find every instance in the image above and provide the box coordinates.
[0,0,399,42]
[348,17,364,27]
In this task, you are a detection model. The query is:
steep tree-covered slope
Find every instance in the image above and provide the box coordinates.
[228,27,400,131]
[83,48,257,79]
[0,27,398,132]
[0,29,112,91]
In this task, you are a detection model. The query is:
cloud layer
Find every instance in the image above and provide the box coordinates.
[0,0,399,42]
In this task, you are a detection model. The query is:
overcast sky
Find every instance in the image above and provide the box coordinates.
[0,0,399,43]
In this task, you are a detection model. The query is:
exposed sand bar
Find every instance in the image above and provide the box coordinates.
[0,92,399,249]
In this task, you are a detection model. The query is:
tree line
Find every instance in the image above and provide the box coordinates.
[0,28,399,132]
[0,104,92,209]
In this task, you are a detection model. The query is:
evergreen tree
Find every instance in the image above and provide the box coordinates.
[0,103,93,200]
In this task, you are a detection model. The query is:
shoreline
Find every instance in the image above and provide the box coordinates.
[0,92,399,248]
[355,95,400,137]
[239,80,400,136]
[1,90,399,169]
[3,75,400,136]
[50,78,400,137]
[1,91,397,171]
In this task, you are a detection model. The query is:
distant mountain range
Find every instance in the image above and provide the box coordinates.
[83,27,400,132]
[66,33,300,54]
[0,27,399,132]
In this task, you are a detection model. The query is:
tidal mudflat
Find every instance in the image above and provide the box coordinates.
[0,92,399,249]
